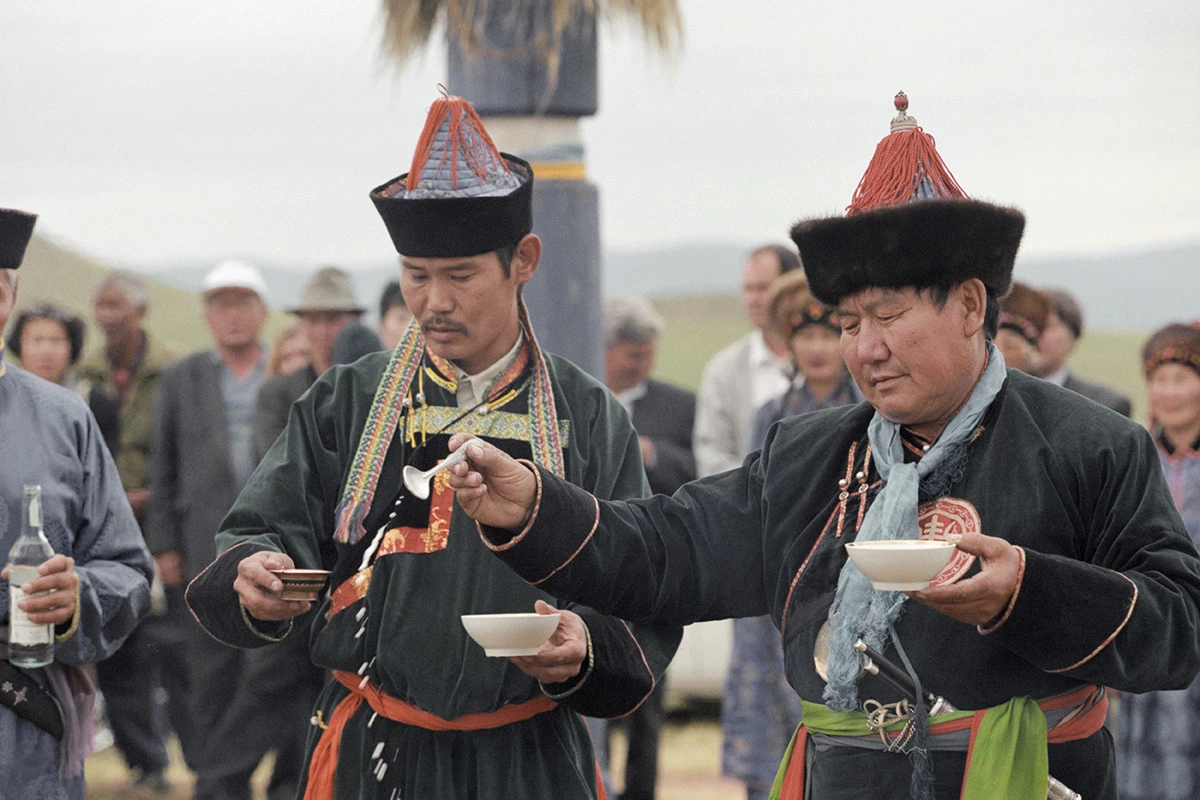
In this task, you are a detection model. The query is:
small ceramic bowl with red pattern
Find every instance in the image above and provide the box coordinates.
[269,569,332,601]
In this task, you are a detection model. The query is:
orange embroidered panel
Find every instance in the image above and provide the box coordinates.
[329,565,374,619]
[378,470,455,555]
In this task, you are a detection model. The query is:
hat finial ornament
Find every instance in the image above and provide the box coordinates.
[890,90,918,133]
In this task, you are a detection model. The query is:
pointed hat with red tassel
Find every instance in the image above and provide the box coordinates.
[371,88,534,257]
[845,91,968,214]
[790,92,1024,306]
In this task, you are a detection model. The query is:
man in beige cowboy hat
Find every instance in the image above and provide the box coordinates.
[253,266,365,459]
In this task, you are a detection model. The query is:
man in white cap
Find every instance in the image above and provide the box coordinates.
[187,91,679,800]
[146,259,287,800]
[0,208,153,798]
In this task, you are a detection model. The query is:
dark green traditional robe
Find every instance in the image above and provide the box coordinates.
[481,370,1200,800]
[187,348,680,800]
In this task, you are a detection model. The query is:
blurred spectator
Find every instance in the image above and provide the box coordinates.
[76,270,188,793]
[222,265,364,799]
[377,279,411,349]
[725,272,863,800]
[598,296,697,800]
[693,243,800,800]
[331,320,383,365]
[605,296,697,495]
[77,271,173,518]
[995,281,1051,374]
[0,208,154,799]
[146,260,289,800]
[694,244,799,478]
[253,266,364,459]
[1037,287,1133,416]
[753,271,863,442]
[1117,322,1200,799]
[266,322,310,377]
[7,302,121,454]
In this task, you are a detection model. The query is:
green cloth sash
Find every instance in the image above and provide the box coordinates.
[770,698,1048,800]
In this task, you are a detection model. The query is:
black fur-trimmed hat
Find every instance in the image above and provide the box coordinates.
[0,208,38,270]
[370,90,533,258]
[789,93,1024,305]
[792,199,1024,306]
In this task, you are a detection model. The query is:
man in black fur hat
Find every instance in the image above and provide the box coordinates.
[445,98,1200,800]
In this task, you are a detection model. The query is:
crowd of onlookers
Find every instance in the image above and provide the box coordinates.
[4,263,410,799]
[4,249,1198,800]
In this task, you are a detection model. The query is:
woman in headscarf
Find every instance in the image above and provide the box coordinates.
[1117,321,1200,800]
[751,270,863,445]
[722,270,862,800]
[993,281,1051,375]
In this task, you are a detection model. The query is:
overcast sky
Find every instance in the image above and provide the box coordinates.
[3,1,1198,269]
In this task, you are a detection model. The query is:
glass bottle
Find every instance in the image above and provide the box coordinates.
[7,484,55,667]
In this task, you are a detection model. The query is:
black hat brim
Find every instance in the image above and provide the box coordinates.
[0,209,38,270]
[370,155,534,258]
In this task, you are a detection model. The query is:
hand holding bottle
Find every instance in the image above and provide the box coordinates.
[8,484,76,667]
[3,554,79,627]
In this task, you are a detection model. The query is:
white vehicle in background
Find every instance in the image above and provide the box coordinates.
[665,619,732,707]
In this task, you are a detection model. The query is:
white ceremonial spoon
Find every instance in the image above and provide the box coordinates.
[402,438,483,499]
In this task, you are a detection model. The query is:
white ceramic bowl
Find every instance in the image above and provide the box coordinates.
[461,612,561,657]
[844,540,957,591]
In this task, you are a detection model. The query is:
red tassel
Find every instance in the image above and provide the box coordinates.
[846,93,968,216]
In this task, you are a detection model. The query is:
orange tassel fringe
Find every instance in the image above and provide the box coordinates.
[406,85,511,192]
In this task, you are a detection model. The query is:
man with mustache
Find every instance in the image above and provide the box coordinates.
[186,92,679,800]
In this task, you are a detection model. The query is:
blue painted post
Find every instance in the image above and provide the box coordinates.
[446,12,604,378]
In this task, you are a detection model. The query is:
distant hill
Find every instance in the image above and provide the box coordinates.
[8,232,1174,421]
[140,240,1200,335]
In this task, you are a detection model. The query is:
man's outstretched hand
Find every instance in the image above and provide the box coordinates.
[446,433,539,531]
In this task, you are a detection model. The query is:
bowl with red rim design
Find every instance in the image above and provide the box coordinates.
[269,569,332,601]
[844,540,958,591]
[461,612,561,657]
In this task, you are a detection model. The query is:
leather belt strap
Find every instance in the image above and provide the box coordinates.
[0,659,64,739]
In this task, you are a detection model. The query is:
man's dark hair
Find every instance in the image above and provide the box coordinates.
[1043,288,1083,340]
[750,243,802,276]
[378,280,405,320]
[495,241,520,278]
[920,283,1000,340]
